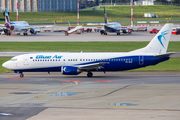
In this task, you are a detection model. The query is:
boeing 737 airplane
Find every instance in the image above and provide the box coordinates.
[101,6,127,35]
[2,24,174,77]
[0,8,37,36]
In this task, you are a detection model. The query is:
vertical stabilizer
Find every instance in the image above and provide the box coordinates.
[104,7,108,24]
[131,23,173,54]
[5,8,10,23]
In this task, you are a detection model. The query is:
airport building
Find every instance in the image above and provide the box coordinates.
[0,0,77,12]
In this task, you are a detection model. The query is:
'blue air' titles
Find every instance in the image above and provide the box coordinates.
[36,55,63,59]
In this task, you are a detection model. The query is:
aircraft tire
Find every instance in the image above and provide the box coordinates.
[87,72,93,77]
[20,74,24,78]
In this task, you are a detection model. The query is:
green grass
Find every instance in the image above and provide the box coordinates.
[0,42,179,52]
[0,5,180,24]
[0,57,179,73]
[0,57,12,73]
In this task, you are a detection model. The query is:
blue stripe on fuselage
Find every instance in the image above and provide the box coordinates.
[104,25,117,32]
[13,56,170,73]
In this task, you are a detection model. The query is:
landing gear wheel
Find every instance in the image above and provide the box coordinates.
[117,33,120,35]
[87,72,93,77]
[65,32,69,36]
[7,32,11,36]
[24,33,28,36]
[20,74,24,78]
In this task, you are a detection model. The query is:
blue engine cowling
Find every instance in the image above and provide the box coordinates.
[30,28,36,34]
[61,66,81,75]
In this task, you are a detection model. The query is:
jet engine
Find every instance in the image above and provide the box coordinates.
[122,29,128,33]
[30,28,36,34]
[61,66,81,75]
[4,29,8,34]
[5,23,10,29]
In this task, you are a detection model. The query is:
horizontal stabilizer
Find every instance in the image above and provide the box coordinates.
[154,52,176,58]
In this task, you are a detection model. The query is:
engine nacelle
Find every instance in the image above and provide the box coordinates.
[61,66,81,75]
[122,29,128,33]
[5,23,10,28]
[30,28,36,34]
[4,29,8,34]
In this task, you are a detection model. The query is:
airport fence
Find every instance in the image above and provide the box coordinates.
[98,2,180,6]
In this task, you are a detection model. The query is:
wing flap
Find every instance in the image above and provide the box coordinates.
[78,62,108,71]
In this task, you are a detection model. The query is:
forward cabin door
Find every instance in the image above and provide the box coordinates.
[139,55,144,65]
[24,55,29,66]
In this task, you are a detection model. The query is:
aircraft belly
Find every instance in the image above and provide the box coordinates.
[105,26,116,32]
[14,66,62,72]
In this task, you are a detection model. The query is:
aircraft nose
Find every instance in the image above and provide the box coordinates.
[2,61,11,69]
[2,62,8,68]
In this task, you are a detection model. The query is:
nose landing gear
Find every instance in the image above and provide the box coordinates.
[20,73,24,78]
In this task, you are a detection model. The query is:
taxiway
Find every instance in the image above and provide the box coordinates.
[0,72,180,120]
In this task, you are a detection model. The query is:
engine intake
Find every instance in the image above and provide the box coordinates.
[30,28,36,34]
[61,66,81,75]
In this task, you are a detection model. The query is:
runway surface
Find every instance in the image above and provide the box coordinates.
[0,72,180,120]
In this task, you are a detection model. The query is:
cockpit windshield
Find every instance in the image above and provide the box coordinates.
[10,58,17,61]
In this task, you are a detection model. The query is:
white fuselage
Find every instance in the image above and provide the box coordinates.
[2,52,167,72]
[7,21,29,32]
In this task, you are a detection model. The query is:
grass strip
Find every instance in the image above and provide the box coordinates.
[0,5,180,24]
[0,42,179,52]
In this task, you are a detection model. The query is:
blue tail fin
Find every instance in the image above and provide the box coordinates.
[104,6,108,24]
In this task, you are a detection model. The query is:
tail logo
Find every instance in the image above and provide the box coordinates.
[104,13,107,23]
[157,30,168,48]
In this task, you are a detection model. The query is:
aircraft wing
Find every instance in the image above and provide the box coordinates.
[78,62,108,71]
[67,26,82,33]
[17,27,29,32]
[30,25,53,29]
[0,24,5,27]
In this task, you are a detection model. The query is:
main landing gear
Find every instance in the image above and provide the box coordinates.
[117,32,120,35]
[20,73,24,78]
[87,71,93,77]
[23,32,28,36]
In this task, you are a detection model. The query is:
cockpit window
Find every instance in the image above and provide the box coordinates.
[10,59,17,61]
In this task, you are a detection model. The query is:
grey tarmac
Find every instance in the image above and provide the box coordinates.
[0,72,180,120]
[0,26,180,42]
